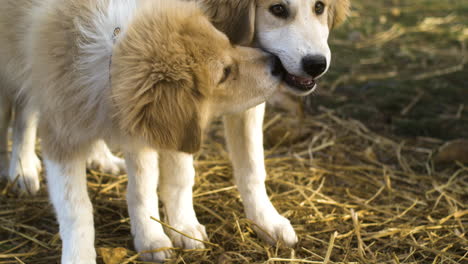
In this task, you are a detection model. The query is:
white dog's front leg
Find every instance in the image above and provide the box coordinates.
[124,147,173,262]
[86,140,125,174]
[224,103,298,247]
[159,151,207,249]
[0,94,11,178]
[45,157,96,264]
[9,103,41,194]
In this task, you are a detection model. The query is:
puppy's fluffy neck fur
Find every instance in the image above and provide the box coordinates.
[109,1,210,152]
[75,0,138,95]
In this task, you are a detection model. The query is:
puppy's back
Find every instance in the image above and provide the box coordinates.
[0,0,38,95]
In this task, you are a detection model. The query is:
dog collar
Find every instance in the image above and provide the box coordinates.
[112,27,121,43]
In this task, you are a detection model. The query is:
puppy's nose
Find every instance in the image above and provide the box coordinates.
[302,55,327,78]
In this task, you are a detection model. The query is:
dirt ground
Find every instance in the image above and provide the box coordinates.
[1,0,467,263]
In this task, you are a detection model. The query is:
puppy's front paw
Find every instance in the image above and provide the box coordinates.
[166,223,208,249]
[86,154,126,174]
[135,233,173,263]
[251,214,298,247]
[9,154,41,195]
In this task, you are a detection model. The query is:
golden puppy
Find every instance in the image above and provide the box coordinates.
[0,0,283,262]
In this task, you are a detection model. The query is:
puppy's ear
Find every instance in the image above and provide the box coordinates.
[329,0,351,29]
[113,77,203,154]
[200,0,256,45]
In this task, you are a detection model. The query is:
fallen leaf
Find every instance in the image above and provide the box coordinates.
[98,247,127,264]
[364,146,378,162]
[434,139,468,164]
[391,8,401,17]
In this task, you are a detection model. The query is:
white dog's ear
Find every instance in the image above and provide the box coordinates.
[228,1,255,45]
[200,0,256,45]
[113,77,203,154]
[329,0,350,29]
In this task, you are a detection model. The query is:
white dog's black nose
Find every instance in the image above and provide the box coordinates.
[302,55,327,78]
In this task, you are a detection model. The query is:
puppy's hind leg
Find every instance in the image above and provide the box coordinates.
[0,93,12,178]
[224,103,298,247]
[159,151,207,249]
[86,140,126,174]
[124,147,173,263]
[44,154,97,264]
[9,101,41,194]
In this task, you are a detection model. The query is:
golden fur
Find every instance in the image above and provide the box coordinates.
[0,0,280,161]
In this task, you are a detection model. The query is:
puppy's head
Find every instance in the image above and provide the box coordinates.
[111,1,281,153]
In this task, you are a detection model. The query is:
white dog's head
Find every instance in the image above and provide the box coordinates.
[202,0,350,96]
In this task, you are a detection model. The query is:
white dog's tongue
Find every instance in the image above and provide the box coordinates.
[285,73,316,91]
[272,56,316,92]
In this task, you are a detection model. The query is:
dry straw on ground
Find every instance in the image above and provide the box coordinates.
[0,107,466,263]
[1,0,467,263]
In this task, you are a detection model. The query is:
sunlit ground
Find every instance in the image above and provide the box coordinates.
[1,0,466,263]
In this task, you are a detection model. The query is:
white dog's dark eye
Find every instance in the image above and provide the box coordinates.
[219,66,232,84]
[269,4,289,18]
[315,1,325,15]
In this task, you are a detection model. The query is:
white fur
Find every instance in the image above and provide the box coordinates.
[76,0,137,94]
[218,0,329,244]
[257,0,331,80]
[159,151,207,249]
[124,147,173,262]
[8,103,41,194]
[45,158,96,264]
[166,103,298,246]
[86,140,126,174]
[1,0,134,194]
[224,103,297,246]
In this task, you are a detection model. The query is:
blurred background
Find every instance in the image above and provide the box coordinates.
[305,0,467,141]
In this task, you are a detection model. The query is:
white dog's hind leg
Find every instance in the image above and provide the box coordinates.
[224,103,298,247]
[9,103,41,194]
[0,94,11,178]
[125,147,173,262]
[45,157,97,264]
[159,151,207,249]
[86,140,125,174]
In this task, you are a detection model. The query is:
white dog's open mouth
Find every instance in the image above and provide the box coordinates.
[272,57,317,95]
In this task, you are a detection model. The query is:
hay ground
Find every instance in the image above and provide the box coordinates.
[1,0,467,263]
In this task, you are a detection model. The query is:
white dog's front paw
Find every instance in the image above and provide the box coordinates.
[166,223,208,249]
[251,213,298,247]
[9,154,41,194]
[86,154,125,174]
[135,233,174,263]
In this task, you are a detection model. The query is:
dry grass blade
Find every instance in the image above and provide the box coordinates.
[150,217,220,248]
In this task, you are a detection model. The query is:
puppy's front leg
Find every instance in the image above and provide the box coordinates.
[45,157,96,264]
[159,151,207,249]
[224,103,298,247]
[124,147,173,262]
[9,102,41,194]
[86,140,126,174]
